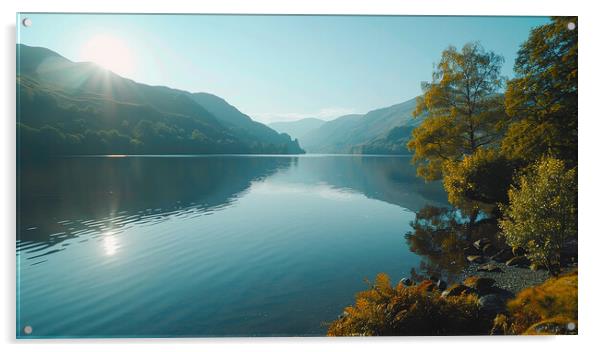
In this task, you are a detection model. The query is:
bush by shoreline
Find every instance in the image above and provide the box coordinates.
[328,270,577,336]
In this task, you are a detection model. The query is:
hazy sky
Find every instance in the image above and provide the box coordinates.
[17,14,549,123]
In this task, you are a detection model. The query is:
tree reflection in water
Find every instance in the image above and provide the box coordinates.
[404,206,501,283]
[404,206,468,283]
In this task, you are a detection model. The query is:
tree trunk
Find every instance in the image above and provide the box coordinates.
[466,209,479,241]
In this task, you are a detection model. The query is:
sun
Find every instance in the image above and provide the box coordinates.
[80,34,134,77]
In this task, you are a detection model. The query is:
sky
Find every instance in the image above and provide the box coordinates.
[17,14,549,124]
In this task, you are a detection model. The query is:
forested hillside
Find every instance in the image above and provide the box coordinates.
[298,98,422,154]
[17,44,303,157]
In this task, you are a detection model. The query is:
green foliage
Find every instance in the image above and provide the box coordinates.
[499,156,577,272]
[408,42,506,181]
[493,271,577,335]
[443,148,517,216]
[17,122,144,156]
[502,17,577,165]
[327,273,490,336]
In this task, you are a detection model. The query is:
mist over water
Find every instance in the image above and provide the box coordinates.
[17,155,447,337]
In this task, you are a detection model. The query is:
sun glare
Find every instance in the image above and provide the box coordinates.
[102,231,119,256]
[80,34,134,77]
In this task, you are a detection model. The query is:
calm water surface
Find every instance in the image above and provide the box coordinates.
[17,155,447,337]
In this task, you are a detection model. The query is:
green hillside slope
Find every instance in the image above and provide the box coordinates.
[300,98,421,154]
[17,44,303,157]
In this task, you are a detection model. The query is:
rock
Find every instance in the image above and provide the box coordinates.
[399,277,414,286]
[506,255,530,267]
[473,238,491,251]
[482,243,497,256]
[474,278,496,293]
[463,246,480,256]
[464,276,496,293]
[529,263,545,271]
[478,294,507,315]
[337,311,350,319]
[466,255,486,264]
[477,263,503,273]
[436,279,447,291]
[512,246,526,256]
[443,284,472,297]
[491,248,514,263]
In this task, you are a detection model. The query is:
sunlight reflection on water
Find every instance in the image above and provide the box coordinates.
[17,155,448,337]
[102,232,119,256]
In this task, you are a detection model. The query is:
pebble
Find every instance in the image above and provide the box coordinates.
[461,262,550,294]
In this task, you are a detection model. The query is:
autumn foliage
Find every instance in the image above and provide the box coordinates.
[408,42,506,182]
[335,17,578,337]
[327,273,491,336]
[492,271,577,335]
[503,17,578,166]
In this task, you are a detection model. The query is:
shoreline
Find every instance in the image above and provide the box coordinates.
[459,262,551,294]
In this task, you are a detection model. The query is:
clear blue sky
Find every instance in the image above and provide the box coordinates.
[17,14,549,123]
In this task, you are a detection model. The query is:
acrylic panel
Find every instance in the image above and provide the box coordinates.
[16,13,578,338]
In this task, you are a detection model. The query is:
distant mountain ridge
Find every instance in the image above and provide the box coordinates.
[17,44,304,156]
[269,118,325,141]
[294,97,423,154]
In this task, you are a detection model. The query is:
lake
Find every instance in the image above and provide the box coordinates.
[16,155,448,337]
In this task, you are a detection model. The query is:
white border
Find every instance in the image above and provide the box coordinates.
[2,1,600,351]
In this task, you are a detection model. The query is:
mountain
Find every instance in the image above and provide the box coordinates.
[350,125,416,154]
[189,93,303,149]
[268,118,325,141]
[300,97,422,154]
[300,114,363,153]
[16,44,303,157]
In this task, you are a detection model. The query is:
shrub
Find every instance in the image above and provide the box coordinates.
[499,156,577,272]
[327,273,491,336]
[443,148,517,217]
[492,271,577,335]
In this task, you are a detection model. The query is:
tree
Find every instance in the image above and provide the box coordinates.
[499,156,577,273]
[408,42,506,181]
[443,148,517,217]
[503,17,577,165]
